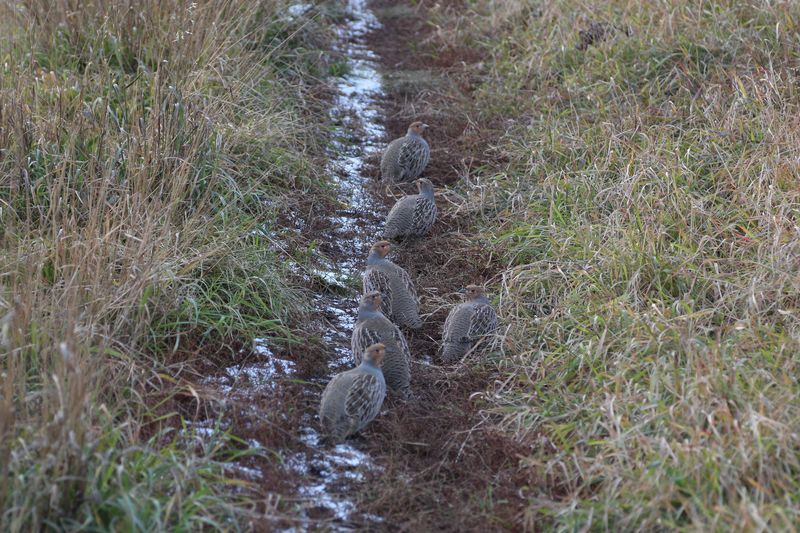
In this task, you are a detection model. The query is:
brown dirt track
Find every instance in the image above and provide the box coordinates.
[180,1,532,530]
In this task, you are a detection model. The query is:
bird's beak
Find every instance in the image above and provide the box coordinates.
[456,288,466,294]
[423,123,430,129]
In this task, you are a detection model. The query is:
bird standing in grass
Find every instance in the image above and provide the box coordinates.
[441,285,498,363]
[383,178,437,240]
[319,343,387,443]
[380,121,430,183]
[363,240,422,329]
[352,291,411,397]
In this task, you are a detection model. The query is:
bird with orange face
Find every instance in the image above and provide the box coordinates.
[380,121,430,183]
[362,241,422,329]
[383,178,437,240]
[319,343,387,443]
[441,285,498,363]
[352,291,411,397]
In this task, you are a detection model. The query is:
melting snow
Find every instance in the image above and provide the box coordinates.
[285,427,380,525]
[199,0,389,526]
[208,338,297,394]
[286,0,388,527]
[286,3,313,20]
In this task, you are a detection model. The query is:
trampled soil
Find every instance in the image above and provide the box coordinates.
[174,1,532,530]
[347,3,531,531]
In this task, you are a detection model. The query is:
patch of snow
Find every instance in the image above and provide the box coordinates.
[285,428,380,523]
[286,3,312,20]
[229,463,264,481]
[203,0,390,527]
[312,268,350,289]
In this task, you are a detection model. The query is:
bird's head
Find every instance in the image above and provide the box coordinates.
[462,284,488,301]
[370,240,391,258]
[415,177,434,194]
[360,291,382,311]
[363,343,386,365]
[408,121,429,135]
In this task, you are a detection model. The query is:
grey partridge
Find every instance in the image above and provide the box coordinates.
[362,241,422,329]
[441,285,498,363]
[319,343,387,443]
[352,291,411,397]
[383,178,437,240]
[380,121,430,183]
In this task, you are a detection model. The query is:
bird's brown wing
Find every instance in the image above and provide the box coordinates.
[469,304,498,338]
[344,373,384,430]
[352,325,382,364]
[412,197,436,234]
[364,267,393,317]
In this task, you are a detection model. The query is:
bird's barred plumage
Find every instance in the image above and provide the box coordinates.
[344,373,384,427]
[441,293,498,363]
[363,264,421,329]
[381,123,430,183]
[319,354,386,443]
[352,311,411,397]
[384,194,436,240]
[397,136,430,180]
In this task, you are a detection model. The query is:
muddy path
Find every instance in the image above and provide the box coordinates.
[181,1,528,531]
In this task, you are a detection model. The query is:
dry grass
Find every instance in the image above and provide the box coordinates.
[0,0,330,529]
[416,0,800,529]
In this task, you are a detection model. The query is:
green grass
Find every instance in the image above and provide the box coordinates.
[0,0,332,529]
[428,0,800,529]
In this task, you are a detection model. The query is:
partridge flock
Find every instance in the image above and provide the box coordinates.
[319,122,498,443]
